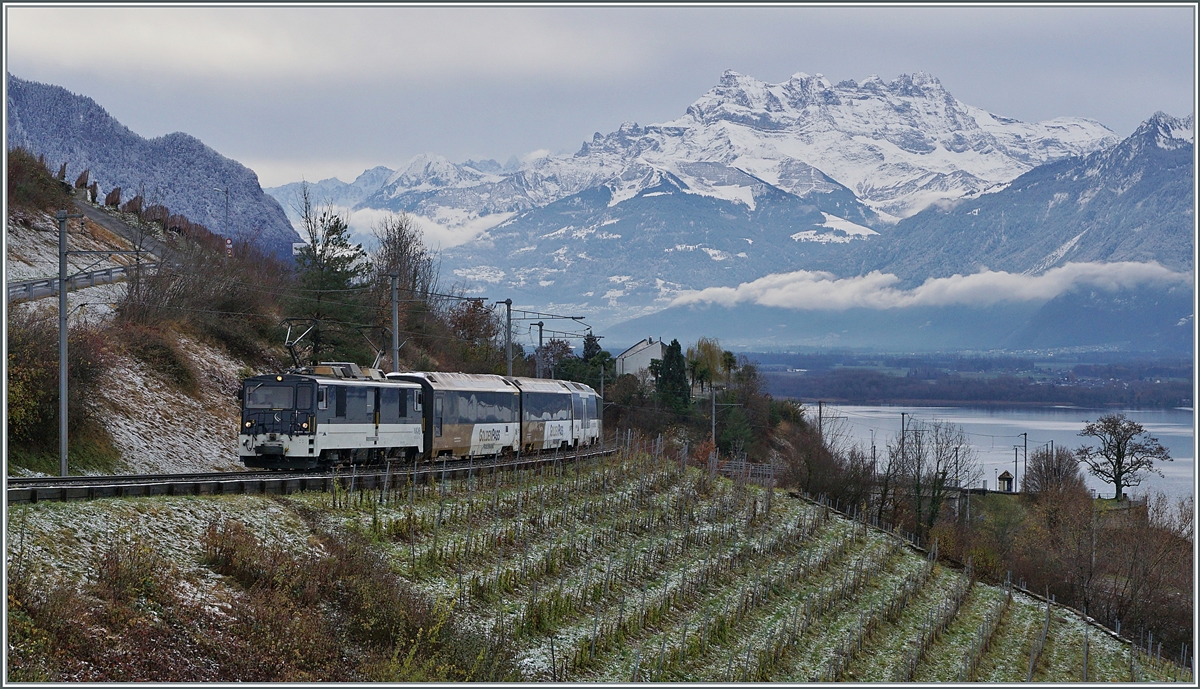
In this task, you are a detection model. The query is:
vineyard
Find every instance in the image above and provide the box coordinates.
[301,439,1191,682]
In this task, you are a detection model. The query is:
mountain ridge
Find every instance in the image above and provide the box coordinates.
[7,73,301,258]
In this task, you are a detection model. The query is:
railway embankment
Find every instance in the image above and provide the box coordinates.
[7,202,268,476]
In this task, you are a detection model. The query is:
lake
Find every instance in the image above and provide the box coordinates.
[816,404,1194,500]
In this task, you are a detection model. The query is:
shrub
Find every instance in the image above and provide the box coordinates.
[201,516,518,681]
[120,195,143,215]
[117,325,197,393]
[7,309,114,456]
[143,204,169,227]
[116,229,290,362]
[6,147,72,211]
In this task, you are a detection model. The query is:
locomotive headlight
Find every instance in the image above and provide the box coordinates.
[276,375,283,381]
[301,422,309,429]
[245,421,253,428]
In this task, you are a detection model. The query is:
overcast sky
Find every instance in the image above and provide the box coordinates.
[6,5,1195,188]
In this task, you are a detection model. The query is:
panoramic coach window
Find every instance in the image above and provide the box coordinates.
[454,392,517,424]
[523,393,571,422]
[246,385,294,409]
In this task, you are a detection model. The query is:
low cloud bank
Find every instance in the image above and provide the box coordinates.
[307,206,508,252]
[670,262,1191,311]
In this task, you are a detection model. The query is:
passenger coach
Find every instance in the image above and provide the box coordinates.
[389,372,521,458]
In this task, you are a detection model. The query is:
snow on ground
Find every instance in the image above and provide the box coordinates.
[6,209,142,282]
[7,494,317,616]
[95,335,250,474]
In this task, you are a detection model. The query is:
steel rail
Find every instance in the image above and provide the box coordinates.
[7,447,617,505]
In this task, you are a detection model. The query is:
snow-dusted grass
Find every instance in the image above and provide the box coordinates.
[975,591,1046,681]
[841,563,964,681]
[6,494,316,631]
[89,334,248,475]
[11,446,1183,682]
[302,446,1186,682]
[8,495,311,584]
[910,579,1006,682]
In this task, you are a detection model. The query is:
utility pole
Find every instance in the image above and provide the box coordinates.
[535,321,544,378]
[711,385,716,448]
[953,445,961,519]
[1014,446,1020,493]
[58,209,83,476]
[818,400,823,446]
[954,445,960,488]
[56,202,144,477]
[390,273,400,372]
[1021,432,1028,493]
[496,299,513,376]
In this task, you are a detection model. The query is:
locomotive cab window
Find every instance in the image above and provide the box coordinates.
[246,385,294,409]
[296,385,314,411]
[317,386,329,410]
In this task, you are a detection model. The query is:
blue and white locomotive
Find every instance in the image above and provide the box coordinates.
[238,363,423,469]
[238,363,602,469]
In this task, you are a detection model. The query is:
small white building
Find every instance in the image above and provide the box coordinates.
[615,337,665,378]
[998,470,1015,493]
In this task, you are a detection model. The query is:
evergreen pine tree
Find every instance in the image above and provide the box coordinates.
[658,339,690,410]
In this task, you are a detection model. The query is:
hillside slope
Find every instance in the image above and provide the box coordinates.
[7,73,302,258]
[860,112,1195,282]
[5,450,1186,682]
[6,204,260,475]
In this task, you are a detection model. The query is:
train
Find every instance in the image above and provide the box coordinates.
[237,362,601,470]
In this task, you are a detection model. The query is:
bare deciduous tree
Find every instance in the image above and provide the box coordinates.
[1023,446,1085,498]
[1077,413,1171,500]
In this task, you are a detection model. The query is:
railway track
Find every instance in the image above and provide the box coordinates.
[7,446,616,505]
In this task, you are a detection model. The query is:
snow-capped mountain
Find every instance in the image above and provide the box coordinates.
[262,69,1128,325]
[268,165,395,221]
[571,70,1117,219]
[268,69,1117,242]
[858,111,1195,283]
[7,74,301,258]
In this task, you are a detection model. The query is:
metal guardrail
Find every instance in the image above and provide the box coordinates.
[7,263,158,304]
